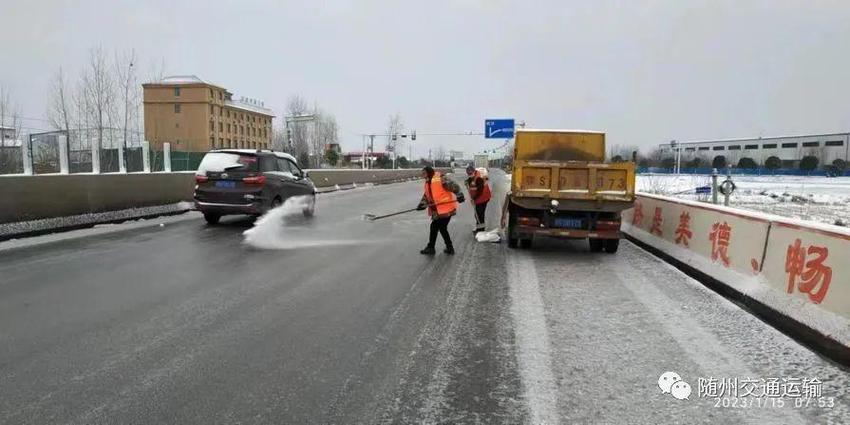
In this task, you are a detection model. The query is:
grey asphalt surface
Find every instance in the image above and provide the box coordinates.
[0,170,847,424]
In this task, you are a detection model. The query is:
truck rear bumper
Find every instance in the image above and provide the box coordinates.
[514,225,621,240]
[510,197,635,213]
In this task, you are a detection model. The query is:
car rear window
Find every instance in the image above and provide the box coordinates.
[197,153,259,173]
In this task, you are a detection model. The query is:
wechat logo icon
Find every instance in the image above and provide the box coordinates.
[658,371,691,400]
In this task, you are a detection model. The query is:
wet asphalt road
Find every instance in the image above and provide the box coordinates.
[0,170,847,424]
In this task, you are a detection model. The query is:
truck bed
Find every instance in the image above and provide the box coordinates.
[510,159,636,212]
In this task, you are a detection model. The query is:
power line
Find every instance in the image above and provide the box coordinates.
[0,113,55,124]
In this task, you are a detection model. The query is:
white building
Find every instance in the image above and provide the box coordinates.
[660,132,849,167]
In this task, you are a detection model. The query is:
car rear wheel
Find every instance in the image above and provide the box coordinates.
[604,238,620,254]
[589,238,604,252]
[303,194,316,217]
[270,197,283,211]
[203,213,221,225]
[520,238,533,249]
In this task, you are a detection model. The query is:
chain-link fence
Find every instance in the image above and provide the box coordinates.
[16,128,146,175]
[0,142,23,174]
[150,150,205,172]
[3,128,215,175]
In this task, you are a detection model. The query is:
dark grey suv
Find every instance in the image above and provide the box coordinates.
[193,149,316,224]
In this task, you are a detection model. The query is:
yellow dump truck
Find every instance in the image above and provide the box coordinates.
[505,129,636,252]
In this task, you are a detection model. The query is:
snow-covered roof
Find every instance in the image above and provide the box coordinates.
[516,128,605,134]
[148,75,226,90]
[225,99,275,117]
[665,132,850,146]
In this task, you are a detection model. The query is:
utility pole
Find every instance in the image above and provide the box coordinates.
[369,134,375,169]
[670,140,680,175]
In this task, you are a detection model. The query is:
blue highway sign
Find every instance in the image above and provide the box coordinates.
[485,119,515,139]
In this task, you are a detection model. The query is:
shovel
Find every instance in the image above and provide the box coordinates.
[363,200,457,221]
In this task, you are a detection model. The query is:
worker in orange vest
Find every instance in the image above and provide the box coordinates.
[465,165,492,233]
[416,166,464,255]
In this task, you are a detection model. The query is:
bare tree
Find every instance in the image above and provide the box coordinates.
[80,47,118,170]
[313,110,338,167]
[385,113,404,159]
[48,67,74,136]
[433,145,447,163]
[285,95,310,163]
[143,58,167,169]
[271,126,288,152]
[0,86,24,173]
[115,49,140,152]
[643,146,666,167]
[608,144,640,162]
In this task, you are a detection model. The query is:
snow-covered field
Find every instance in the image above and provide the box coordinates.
[637,174,850,226]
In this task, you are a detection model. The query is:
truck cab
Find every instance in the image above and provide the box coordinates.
[505,129,636,252]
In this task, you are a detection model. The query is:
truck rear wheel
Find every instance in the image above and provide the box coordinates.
[507,208,518,248]
[604,239,620,254]
[589,238,604,252]
[508,236,518,248]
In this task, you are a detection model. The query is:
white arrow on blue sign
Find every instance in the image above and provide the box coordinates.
[485,119,515,139]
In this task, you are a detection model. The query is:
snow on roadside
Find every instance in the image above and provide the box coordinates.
[637,174,850,226]
[0,202,193,239]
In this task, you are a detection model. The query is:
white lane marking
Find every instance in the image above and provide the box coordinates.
[611,248,806,424]
[506,250,560,425]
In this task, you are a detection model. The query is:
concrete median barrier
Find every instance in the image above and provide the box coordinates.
[1,172,196,224]
[622,193,850,360]
[0,168,447,225]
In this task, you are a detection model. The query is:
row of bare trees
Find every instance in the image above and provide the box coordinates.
[272,95,339,168]
[45,47,164,171]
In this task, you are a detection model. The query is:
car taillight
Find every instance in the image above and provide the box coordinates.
[596,220,621,230]
[243,175,266,185]
[195,174,209,183]
[518,216,540,226]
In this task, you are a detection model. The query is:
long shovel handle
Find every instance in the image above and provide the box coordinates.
[366,207,420,221]
[365,200,457,221]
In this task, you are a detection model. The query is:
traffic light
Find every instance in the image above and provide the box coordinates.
[411,131,416,141]
[392,134,397,141]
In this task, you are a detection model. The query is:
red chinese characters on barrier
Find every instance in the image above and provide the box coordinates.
[650,207,663,236]
[785,238,833,304]
[632,202,644,227]
[675,211,693,247]
[709,221,732,267]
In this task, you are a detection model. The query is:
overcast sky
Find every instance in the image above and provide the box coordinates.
[2,0,849,157]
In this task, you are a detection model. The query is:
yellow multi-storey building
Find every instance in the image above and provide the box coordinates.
[143,75,274,152]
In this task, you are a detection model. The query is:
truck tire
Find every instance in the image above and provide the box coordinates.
[589,238,604,252]
[508,236,518,248]
[604,239,620,254]
[520,238,533,249]
[507,208,518,248]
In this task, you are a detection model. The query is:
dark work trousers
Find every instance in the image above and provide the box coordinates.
[474,202,488,229]
[428,216,453,249]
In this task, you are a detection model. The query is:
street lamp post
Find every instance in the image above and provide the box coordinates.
[670,140,681,175]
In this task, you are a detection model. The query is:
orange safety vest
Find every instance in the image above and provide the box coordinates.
[424,172,458,217]
[469,170,492,205]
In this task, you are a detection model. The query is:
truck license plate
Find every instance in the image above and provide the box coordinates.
[554,218,582,229]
